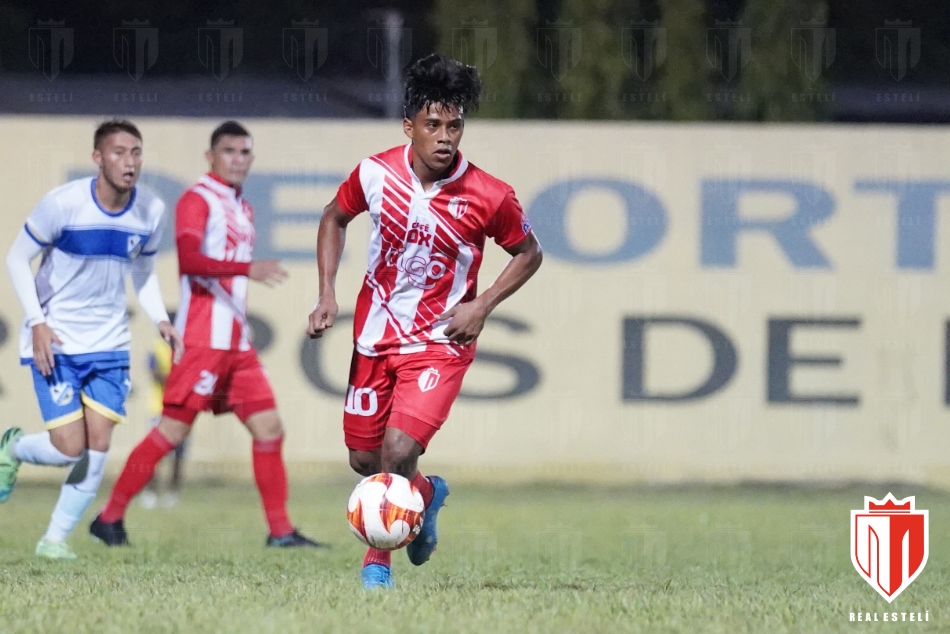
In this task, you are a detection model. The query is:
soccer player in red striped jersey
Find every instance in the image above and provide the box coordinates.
[93,121,323,548]
[307,55,543,588]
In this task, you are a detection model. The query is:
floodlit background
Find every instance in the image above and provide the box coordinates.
[3,0,948,486]
[1,4,948,632]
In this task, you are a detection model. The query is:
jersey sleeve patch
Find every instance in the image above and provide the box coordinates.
[486,188,532,249]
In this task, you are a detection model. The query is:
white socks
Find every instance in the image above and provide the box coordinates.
[12,432,78,467]
[11,433,109,544]
[44,450,108,543]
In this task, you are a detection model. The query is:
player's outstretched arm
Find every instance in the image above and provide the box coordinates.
[176,189,286,285]
[131,255,184,362]
[6,229,62,375]
[440,232,543,345]
[307,197,353,339]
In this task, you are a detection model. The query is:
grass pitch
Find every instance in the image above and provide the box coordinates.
[0,479,947,633]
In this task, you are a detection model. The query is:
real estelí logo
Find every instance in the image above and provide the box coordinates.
[849,493,930,622]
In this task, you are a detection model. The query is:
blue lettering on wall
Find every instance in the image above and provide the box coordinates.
[243,172,345,260]
[528,178,667,264]
[854,180,950,270]
[701,179,834,269]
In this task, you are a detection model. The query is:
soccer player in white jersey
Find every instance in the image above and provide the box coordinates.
[0,120,183,559]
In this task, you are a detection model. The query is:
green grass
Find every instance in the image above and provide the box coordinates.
[1,480,948,633]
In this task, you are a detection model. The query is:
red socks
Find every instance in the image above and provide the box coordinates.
[253,436,294,538]
[103,431,294,537]
[364,547,391,568]
[411,472,434,507]
[100,428,175,523]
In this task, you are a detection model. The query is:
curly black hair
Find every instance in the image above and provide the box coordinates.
[403,54,482,120]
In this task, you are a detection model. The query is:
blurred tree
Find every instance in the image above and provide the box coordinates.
[656,0,714,120]
[433,0,535,118]
[556,0,640,119]
[734,0,831,120]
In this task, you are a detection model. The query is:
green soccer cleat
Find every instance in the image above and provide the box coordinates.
[0,427,24,503]
[35,538,77,560]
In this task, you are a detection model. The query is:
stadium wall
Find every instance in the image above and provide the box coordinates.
[3,117,949,486]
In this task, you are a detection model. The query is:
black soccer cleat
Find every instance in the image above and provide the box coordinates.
[90,515,130,546]
[266,529,328,548]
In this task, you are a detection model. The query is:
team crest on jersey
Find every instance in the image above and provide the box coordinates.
[851,494,929,602]
[127,235,143,258]
[418,367,441,392]
[447,197,469,220]
[49,382,74,406]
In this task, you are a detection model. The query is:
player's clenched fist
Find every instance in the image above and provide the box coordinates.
[307,295,338,339]
[438,299,489,346]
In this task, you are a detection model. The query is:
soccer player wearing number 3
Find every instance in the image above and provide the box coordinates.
[92,121,323,548]
[307,56,543,588]
[0,120,184,559]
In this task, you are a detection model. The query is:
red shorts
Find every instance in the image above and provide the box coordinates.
[162,347,276,424]
[343,350,473,452]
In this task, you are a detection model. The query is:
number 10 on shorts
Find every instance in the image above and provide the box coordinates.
[345,386,378,416]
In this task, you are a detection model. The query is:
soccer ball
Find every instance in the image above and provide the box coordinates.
[347,473,425,551]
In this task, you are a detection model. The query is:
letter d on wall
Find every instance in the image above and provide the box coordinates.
[622,316,737,401]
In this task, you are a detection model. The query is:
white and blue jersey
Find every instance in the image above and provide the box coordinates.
[18,177,165,427]
[20,177,165,362]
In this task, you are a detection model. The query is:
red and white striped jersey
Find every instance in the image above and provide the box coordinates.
[336,145,532,357]
[174,173,255,351]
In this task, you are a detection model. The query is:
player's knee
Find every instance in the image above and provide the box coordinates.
[157,417,192,446]
[381,447,417,479]
[349,451,379,477]
[245,410,283,441]
[50,435,86,459]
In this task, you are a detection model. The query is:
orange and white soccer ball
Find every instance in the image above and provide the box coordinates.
[347,473,425,551]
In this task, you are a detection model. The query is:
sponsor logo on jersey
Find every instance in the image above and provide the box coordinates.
[345,386,378,416]
[384,247,450,290]
[418,367,440,392]
[447,197,469,220]
[193,370,218,396]
[851,493,928,602]
[49,382,74,406]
